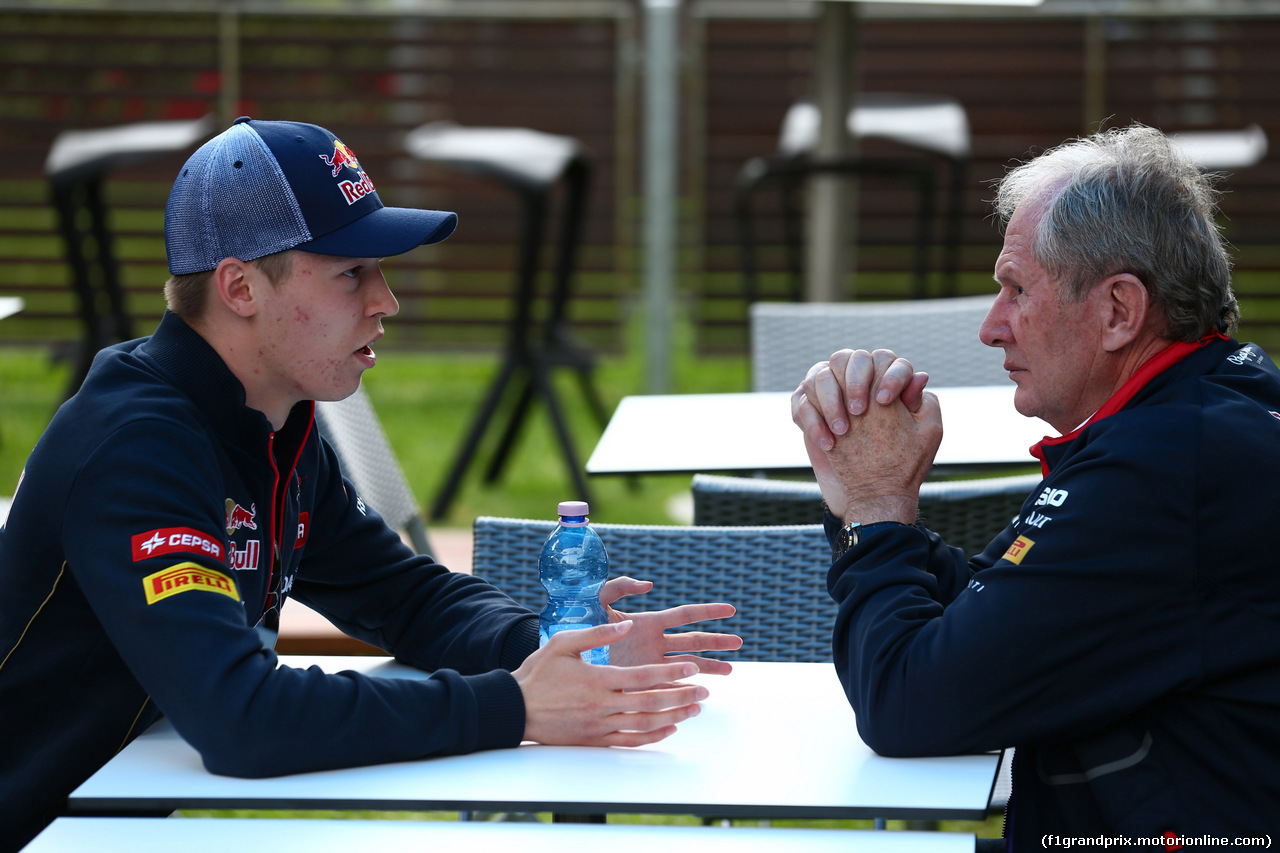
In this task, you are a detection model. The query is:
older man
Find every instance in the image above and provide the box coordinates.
[793,125,1280,843]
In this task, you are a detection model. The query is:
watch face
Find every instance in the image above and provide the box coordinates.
[833,523,859,560]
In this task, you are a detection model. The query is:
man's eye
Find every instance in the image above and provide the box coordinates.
[342,267,361,279]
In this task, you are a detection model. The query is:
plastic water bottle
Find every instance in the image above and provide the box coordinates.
[538,500,610,665]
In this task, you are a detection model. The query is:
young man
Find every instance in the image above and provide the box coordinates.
[792,125,1280,843]
[0,118,738,850]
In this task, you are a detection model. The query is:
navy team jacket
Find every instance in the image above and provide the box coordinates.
[0,311,538,850]
[826,334,1280,845]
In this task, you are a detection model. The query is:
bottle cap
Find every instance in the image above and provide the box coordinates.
[557,500,589,517]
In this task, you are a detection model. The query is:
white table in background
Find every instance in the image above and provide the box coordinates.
[25,817,976,853]
[0,296,22,321]
[68,658,1000,823]
[586,385,1050,477]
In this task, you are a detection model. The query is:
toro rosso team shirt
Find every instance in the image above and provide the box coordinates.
[0,311,538,851]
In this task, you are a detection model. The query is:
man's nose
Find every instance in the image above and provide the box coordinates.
[369,269,399,318]
[979,296,1008,348]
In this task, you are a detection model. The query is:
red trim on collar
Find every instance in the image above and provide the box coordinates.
[1028,331,1227,475]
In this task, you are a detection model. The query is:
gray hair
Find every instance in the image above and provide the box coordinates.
[993,124,1239,340]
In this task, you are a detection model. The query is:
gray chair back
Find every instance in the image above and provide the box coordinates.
[314,386,431,555]
[691,472,1042,557]
[472,516,835,662]
[749,296,1004,392]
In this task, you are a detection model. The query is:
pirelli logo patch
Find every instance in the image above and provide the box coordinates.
[143,562,240,605]
[1003,535,1035,565]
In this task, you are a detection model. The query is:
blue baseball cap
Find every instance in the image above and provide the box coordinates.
[165,116,458,275]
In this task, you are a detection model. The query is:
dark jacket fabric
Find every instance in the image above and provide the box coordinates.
[826,335,1280,847]
[0,311,539,851]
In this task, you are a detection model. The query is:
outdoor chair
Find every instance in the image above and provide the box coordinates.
[403,122,608,520]
[749,295,1004,392]
[691,472,1042,558]
[735,94,971,302]
[471,516,834,662]
[314,385,431,555]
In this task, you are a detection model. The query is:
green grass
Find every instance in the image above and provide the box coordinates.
[0,314,748,530]
[359,335,749,529]
[173,809,1005,837]
[0,347,70,498]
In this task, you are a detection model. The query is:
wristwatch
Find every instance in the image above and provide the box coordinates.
[831,520,914,561]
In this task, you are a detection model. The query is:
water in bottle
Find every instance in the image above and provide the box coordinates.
[538,500,610,665]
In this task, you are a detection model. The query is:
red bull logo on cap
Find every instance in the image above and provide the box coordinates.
[320,139,378,205]
[319,139,361,177]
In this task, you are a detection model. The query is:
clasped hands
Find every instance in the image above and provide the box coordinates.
[790,348,944,524]
[513,579,740,749]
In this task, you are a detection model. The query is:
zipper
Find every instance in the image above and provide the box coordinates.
[262,411,315,618]
[262,432,281,617]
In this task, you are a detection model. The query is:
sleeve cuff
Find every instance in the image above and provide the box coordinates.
[468,669,527,751]
[823,507,844,545]
[499,616,539,672]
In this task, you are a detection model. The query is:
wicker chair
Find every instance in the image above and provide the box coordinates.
[471,516,835,662]
[691,472,1042,558]
[691,475,826,527]
[749,295,1004,393]
[314,386,431,555]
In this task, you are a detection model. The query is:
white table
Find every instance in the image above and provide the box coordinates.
[0,296,22,321]
[69,658,1001,822]
[26,817,977,853]
[586,385,1051,476]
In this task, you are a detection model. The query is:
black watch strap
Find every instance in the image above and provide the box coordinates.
[831,520,914,561]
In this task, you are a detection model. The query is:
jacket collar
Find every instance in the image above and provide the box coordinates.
[1029,332,1229,475]
[138,310,314,446]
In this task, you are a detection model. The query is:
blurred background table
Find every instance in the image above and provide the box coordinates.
[786,0,1044,303]
[0,297,22,322]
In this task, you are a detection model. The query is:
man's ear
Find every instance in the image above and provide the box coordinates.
[212,257,258,317]
[1099,272,1151,353]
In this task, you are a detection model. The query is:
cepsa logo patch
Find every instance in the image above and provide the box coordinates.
[131,527,225,563]
[143,562,240,605]
[1003,535,1035,565]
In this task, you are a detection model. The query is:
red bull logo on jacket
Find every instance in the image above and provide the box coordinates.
[224,499,257,535]
[228,539,261,571]
[320,139,378,206]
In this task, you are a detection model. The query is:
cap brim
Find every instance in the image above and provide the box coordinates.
[298,206,458,259]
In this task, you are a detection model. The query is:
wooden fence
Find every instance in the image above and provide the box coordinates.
[1,0,1278,356]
